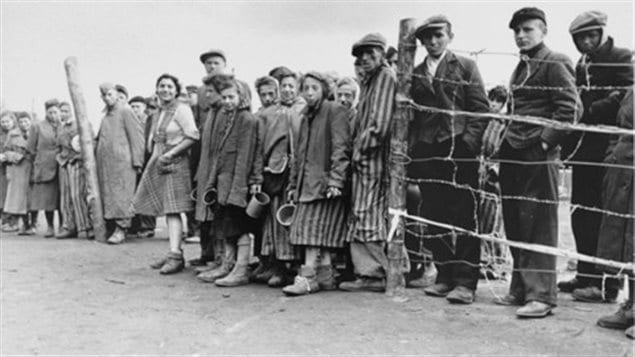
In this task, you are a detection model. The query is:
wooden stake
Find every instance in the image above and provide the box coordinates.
[386,18,417,297]
[64,57,107,242]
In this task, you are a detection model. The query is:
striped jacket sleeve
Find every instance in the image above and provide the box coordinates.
[359,68,396,153]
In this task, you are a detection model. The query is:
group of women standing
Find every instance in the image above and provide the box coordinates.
[0,100,66,236]
[138,70,355,297]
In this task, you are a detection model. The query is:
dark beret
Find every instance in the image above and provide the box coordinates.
[128,96,146,105]
[199,49,226,63]
[569,11,607,35]
[414,15,451,40]
[352,33,387,57]
[509,7,546,29]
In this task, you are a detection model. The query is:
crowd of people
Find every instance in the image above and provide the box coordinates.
[0,7,633,338]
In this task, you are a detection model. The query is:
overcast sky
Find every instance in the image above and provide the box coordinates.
[1,0,633,126]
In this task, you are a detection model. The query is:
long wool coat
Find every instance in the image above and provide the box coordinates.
[347,64,396,242]
[2,128,30,214]
[27,119,60,210]
[96,103,144,220]
[0,128,8,210]
[194,108,263,222]
[596,88,633,269]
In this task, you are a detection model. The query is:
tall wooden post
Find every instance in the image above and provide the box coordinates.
[386,18,417,297]
[64,57,107,242]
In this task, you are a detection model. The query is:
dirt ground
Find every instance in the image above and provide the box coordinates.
[1,207,633,356]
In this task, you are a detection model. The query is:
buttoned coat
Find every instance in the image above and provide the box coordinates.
[27,119,58,183]
[504,44,582,149]
[95,103,144,219]
[410,51,490,153]
[562,37,633,161]
[195,108,263,221]
[289,100,350,203]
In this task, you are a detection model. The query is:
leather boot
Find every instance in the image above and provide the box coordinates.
[215,235,251,287]
[315,265,337,290]
[150,254,169,269]
[160,252,185,275]
[597,300,634,329]
[282,265,320,296]
[252,258,274,283]
[197,241,235,283]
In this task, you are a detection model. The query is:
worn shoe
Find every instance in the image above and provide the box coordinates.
[557,277,585,293]
[282,266,320,296]
[194,261,221,273]
[423,283,453,297]
[516,301,553,318]
[44,226,55,238]
[407,274,435,289]
[446,286,475,304]
[189,257,211,267]
[197,262,233,283]
[18,227,36,236]
[253,265,275,284]
[494,294,524,306]
[1,223,19,233]
[159,253,184,275]
[339,277,386,293]
[106,228,126,244]
[136,230,155,239]
[56,229,78,239]
[572,286,617,303]
[597,300,634,330]
[215,264,250,287]
[626,326,634,339]
[315,265,337,290]
[150,255,169,269]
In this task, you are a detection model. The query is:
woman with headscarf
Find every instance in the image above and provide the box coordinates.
[282,71,351,296]
[194,75,263,287]
[133,73,200,275]
[0,111,31,234]
[27,99,60,237]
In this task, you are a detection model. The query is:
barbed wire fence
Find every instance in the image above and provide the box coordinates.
[385,18,634,298]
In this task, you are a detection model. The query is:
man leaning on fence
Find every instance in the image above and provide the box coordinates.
[492,7,582,318]
[408,15,490,304]
[558,10,634,303]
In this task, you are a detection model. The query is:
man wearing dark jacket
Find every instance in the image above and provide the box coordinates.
[494,7,581,318]
[558,11,633,302]
[407,15,489,304]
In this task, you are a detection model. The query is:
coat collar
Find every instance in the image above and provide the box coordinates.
[511,43,550,86]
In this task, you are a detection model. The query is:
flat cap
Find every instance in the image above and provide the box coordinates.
[509,7,546,29]
[44,99,60,110]
[352,33,387,57]
[115,84,128,97]
[145,96,158,108]
[199,49,226,63]
[569,11,607,34]
[415,15,451,39]
[269,66,296,83]
[128,96,146,105]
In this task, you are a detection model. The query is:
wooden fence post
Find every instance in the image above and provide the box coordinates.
[64,57,107,242]
[386,18,417,297]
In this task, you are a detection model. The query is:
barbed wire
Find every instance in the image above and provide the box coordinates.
[400,70,634,92]
[389,208,634,272]
[448,48,635,68]
[396,175,635,219]
[399,97,635,136]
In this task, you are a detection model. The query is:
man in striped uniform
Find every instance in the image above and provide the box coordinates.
[340,33,396,292]
[55,102,93,239]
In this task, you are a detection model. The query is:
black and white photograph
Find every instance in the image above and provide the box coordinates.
[0,0,633,355]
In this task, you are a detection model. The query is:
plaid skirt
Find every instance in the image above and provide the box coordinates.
[132,145,193,216]
[289,198,348,248]
[261,194,300,260]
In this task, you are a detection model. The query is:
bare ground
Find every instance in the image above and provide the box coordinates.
[1,208,633,356]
